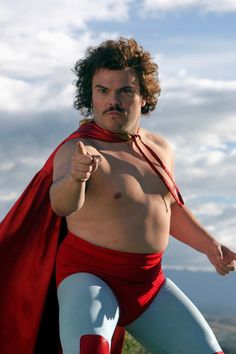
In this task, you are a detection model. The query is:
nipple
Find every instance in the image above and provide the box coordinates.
[113,192,122,200]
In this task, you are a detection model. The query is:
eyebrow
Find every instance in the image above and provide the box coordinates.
[95,84,107,89]
[95,84,136,90]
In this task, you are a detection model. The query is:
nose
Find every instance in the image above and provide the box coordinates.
[107,91,120,106]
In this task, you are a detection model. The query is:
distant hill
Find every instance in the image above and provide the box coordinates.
[164,268,236,316]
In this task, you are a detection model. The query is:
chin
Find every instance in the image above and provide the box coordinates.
[95,113,136,133]
[109,121,129,133]
[96,118,126,132]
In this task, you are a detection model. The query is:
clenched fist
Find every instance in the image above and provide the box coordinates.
[71,141,101,183]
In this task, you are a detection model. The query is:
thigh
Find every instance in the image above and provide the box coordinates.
[126,278,222,354]
[57,272,120,354]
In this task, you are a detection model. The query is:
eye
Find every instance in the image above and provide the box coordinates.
[121,87,134,94]
[97,87,107,94]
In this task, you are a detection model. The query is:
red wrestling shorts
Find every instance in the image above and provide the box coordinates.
[56,232,166,326]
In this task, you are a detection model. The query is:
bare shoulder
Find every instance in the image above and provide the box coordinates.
[141,128,175,160]
[54,138,99,163]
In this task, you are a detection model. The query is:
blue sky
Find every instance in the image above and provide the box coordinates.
[0,0,236,270]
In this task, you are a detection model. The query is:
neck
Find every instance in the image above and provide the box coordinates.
[91,119,139,136]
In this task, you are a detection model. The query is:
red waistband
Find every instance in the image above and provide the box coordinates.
[65,231,164,265]
[58,231,164,285]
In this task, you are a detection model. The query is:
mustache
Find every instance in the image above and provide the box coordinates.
[103,105,125,115]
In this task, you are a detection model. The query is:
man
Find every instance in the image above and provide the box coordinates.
[49,37,235,354]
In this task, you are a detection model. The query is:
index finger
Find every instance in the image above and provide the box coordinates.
[75,141,87,156]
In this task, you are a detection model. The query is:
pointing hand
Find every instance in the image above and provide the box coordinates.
[71,141,101,183]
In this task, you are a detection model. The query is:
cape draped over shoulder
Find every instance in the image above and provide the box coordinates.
[0,120,183,354]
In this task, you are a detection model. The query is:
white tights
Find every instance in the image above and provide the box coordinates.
[57,274,223,354]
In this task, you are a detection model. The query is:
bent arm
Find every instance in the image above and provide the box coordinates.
[170,202,236,275]
[50,173,86,217]
[49,141,86,216]
[170,203,217,254]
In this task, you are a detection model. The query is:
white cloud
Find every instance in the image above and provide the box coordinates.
[142,0,236,12]
[203,0,236,13]
[143,0,195,12]
[163,71,236,97]
[163,264,213,272]
[174,138,236,195]
[193,202,224,217]
[0,192,18,202]
[0,74,76,113]
[150,69,236,150]
[0,162,15,172]
[1,31,88,80]
[0,29,122,114]
[0,76,47,112]
[1,0,131,35]
[0,0,131,115]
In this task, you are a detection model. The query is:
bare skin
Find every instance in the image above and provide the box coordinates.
[51,130,174,254]
[50,68,236,275]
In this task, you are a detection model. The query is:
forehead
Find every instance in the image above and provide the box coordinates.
[92,68,139,88]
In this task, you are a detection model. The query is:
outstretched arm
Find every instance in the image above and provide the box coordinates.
[170,202,236,276]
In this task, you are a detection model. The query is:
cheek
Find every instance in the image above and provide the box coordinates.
[129,97,144,111]
[92,96,103,110]
[91,93,97,105]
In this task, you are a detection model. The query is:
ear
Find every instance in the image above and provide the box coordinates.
[141,97,146,107]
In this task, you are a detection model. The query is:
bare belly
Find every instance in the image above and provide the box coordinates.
[66,194,171,254]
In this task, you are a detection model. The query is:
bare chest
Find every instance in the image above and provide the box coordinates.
[67,139,172,252]
[87,142,173,206]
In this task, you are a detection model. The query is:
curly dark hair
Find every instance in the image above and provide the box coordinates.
[73,37,161,116]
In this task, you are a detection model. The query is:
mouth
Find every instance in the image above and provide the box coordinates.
[107,110,122,114]
[103,106,125,116]
[105,110,123,116]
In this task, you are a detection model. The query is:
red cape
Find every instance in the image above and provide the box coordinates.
[0,122,125,354]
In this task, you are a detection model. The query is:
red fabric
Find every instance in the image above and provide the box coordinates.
[80,335,109,354]
[56,232,166,326]
[0,122,125,354]
[110,326,125,354]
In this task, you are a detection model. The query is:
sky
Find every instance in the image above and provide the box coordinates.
[0,0,236,270]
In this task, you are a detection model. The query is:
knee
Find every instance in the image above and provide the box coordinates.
[80,334,109,354]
